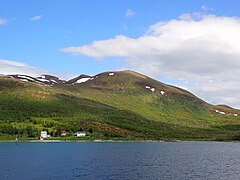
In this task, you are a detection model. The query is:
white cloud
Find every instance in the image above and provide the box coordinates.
[125,9,136,18]
[30,15,43,21]
[0,17,7,25]
[62,13,240,108]
[0,59,46,76]
[201,5,214,11]
[0,59,77,80]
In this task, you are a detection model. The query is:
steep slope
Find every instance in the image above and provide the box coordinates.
[60,70,240,125]
[0,71,239,140]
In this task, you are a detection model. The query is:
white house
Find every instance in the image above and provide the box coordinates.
[40,131,50,138]
[75,131,86,137]
[61,131,67,136]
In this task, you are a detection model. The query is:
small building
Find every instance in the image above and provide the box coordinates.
[40,131,50,139]
[75,131,86,137]
[61,130,67,136]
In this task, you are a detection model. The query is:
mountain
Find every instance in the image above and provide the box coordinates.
[4,74,66,85]
[0,70,239,141]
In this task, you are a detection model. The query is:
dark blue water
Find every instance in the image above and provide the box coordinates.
[0,142,240,179]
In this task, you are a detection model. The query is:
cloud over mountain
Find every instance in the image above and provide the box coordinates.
[62,13,240,108]
[0,59,46,76]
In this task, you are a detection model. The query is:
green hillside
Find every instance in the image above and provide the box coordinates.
[0,71,240,141]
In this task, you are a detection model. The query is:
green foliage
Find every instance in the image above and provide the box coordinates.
[89,128,93,134]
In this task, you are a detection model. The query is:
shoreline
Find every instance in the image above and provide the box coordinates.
[0,139,171,143]
[0,139,237,143]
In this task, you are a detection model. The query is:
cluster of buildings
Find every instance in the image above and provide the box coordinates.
[39,130,86,140]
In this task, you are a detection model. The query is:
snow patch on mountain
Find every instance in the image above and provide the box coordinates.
[215,110,226,115]
[76,77,90,83]
[50,79,57,84]
[37,78,49,82]
[145,85,155,92]
[17,75,35,81]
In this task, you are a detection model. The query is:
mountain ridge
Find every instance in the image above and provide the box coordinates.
[2,70,237,110]
[0,70,239,141]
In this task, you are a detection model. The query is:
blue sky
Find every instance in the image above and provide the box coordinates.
[1,0,240,107]
[1,0,239,75]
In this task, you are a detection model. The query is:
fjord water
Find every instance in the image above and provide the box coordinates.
[0,142,240,179]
